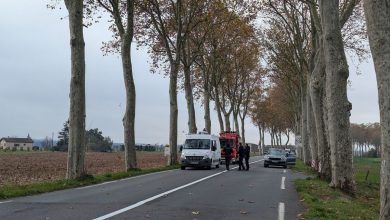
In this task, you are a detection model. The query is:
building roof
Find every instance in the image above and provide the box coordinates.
[0,137,33,143]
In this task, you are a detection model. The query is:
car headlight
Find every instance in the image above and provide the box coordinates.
[203,154,210,159]
[264,155,269,159]
[281,156,286,161]
[180,154,186,159]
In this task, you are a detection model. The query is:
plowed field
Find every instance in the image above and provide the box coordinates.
[0,151,166,185]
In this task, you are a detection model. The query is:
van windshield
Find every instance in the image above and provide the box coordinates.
[183,139,210,150]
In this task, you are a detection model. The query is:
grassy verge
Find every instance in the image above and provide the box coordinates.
[0,165,180,200]
[292,158,380,220]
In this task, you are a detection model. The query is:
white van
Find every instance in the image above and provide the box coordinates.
[180,132,221,170]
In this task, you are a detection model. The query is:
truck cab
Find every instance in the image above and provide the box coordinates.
[219,131,240,163]
[180,132,221,170]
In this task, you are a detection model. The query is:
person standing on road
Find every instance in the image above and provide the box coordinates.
[224,144,232,170]
[238,143,245,170]
[244,144,250,171]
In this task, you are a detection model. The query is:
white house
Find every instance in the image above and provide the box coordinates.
[0,135,33,150]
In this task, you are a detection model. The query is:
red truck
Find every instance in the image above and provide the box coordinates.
[219,131,241,163]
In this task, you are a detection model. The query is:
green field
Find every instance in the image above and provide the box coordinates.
[293,158,380,219]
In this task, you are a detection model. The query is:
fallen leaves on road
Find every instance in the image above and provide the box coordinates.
[238,198,244,202]
[240,210,248,214]
[248,200,255,203]
[192,211,200,215]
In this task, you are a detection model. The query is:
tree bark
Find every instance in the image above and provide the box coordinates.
[214,89,225,132]
[363,0,390,217]
[258,126,262,154]
[241,118,246,146]
[224,113,231,132]
[262,127,265,149]
[121,36,137,170]
[203,90,211,133]
[183,65,197,134]
[310,44,332,179]
[320,0,355,192]
[301,81,311,164]
[64,0,86,179]
[307,91,318,169]
[168,62,179,165]
[233,111,240,134]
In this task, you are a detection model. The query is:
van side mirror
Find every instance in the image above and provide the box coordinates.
[179,146,183,152]
[211,146,216,151]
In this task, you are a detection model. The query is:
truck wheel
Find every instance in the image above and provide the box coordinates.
[181,166,186,170]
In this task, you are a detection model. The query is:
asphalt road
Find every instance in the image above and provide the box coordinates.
[0,156,305,220]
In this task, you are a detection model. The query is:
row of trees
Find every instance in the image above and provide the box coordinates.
[60,0,390,217]
[58,0,262,177]
[351,123,380,157]
[250,0,365,192]
[244,0,390,218]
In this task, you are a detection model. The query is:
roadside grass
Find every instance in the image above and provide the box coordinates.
[293,158,380,220]
[0,165,180,200]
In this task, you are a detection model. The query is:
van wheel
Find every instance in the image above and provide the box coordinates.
[181,166,186,170]
[216,164,220,168]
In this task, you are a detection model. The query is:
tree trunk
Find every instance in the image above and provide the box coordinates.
[183,65,197,134]
[301,82,311,164]
[121,36,137,170]
[310,45,332,179]
[168,62,179,165]
[214,89,225,132]
[224,113,231,132]
[307,83,318,169]
[285,131,290,146]
[233,111,240,134]
[203,90,211,133]
[320,0,355,192]
[262,128,265,149]
[64,0,86,179]
[258,126,262,154]
[241,118,245,146]
[363,0,390,216]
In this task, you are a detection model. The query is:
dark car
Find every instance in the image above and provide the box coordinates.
[286,151,296,165]
[264,148,287,168]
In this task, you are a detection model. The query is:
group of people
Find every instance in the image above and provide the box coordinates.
[224,143,250,171]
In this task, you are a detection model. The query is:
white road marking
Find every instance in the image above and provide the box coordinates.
[0,200,13,204]
[278,202,285,220]
[283,169,286,173]
[93,159,264,220]
[281,176,285,190]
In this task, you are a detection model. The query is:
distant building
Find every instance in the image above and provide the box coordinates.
[0,134,33,150]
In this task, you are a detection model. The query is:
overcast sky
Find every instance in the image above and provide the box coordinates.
[0,1,380,145]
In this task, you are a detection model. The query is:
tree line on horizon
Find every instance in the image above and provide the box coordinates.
[56,0,390,217]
